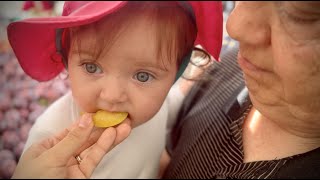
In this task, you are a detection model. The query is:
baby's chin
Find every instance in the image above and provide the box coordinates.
[129,114,158,128]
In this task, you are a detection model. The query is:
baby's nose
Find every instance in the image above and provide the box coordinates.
[99,78,128,104]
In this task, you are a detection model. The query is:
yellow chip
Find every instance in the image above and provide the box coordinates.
[92,110,128,128]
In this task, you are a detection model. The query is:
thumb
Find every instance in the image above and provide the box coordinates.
[47,114,94,163]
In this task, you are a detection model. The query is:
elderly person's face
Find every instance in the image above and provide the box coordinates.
[226,2,320,135]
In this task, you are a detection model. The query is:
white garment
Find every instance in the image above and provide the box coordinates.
[166,79,186,137]
[23,85,185,179]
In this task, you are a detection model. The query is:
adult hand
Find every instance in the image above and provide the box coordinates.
[11,113,132,179]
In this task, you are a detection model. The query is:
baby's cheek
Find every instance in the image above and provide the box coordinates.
[73,94,96,113]
[71,85,98,111]
[131,102,164,128]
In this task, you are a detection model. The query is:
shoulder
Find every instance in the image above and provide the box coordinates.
[23,91,76,152]
[35,91,76,130]
[166,45,246,149]
[24,92,75,147]
[272,147,320,178]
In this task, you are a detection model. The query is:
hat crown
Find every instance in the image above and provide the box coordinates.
[62,1,90,16]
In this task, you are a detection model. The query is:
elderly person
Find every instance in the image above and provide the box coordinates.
[161,1,320,179]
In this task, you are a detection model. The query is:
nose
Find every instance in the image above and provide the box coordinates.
[99,76,128,107]
[226,2,271,46]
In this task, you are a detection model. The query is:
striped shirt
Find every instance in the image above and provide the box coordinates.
[164,46,320,179]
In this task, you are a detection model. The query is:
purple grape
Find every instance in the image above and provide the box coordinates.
[4,109,21,130]
[0,149,15,162]
[0,53,11,66]
[19,123,32,141]
[0,119,7,133]
[3,59,16,77]
[0,93,11,110]
[12,96,29,109]
[13,142,26,160]
[2,130,21,150]
[19,108,29,120]
[22,88,39,102]
[29,101,42,112]
[0,158,17,179]
[0,75,5,85]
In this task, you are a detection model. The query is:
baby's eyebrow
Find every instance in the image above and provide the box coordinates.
[133,61,168,72]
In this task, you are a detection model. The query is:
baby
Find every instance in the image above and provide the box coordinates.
[7,1,222,178]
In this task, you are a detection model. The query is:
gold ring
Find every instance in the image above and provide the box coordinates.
[75,155,82,164]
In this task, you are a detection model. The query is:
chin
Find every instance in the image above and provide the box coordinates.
[131,115,155,128]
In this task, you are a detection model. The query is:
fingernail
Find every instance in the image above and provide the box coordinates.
[79,114,92,128]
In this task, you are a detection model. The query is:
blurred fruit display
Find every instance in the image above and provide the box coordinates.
[0,51,70,179]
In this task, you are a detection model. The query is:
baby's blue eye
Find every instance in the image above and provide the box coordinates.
[135,72,153,82]
[84,63,102,74]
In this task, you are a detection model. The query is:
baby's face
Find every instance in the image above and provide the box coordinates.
[67,15,178,128]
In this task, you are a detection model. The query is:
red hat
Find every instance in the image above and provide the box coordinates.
[7,1,223,81]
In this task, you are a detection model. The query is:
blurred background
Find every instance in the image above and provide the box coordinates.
[0,1,235,179]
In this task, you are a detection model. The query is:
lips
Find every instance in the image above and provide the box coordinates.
[237,53,270,73]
